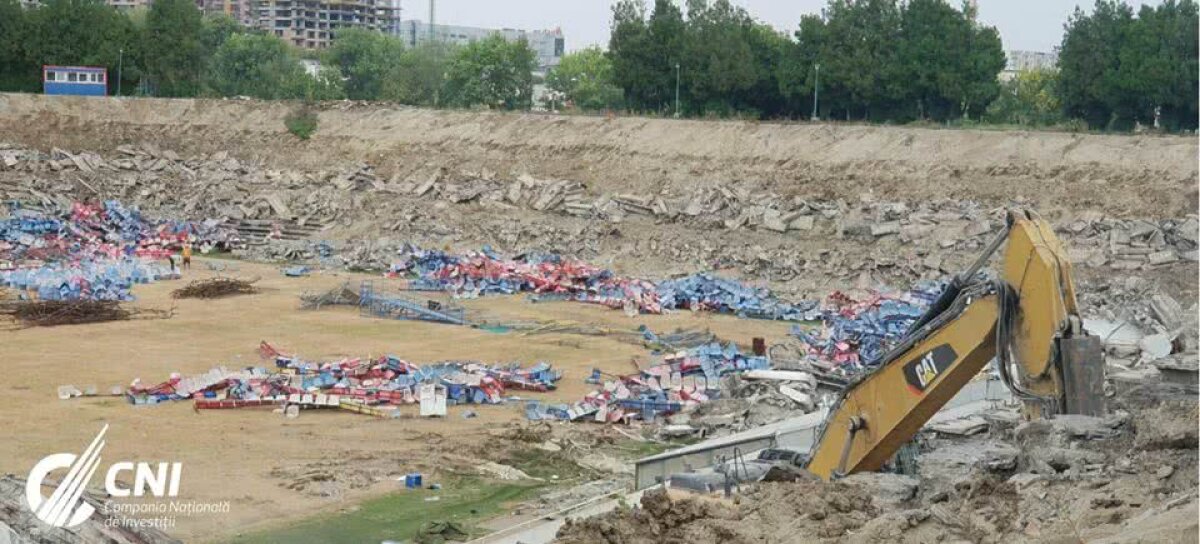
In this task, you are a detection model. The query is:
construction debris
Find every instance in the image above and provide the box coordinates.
[785,285,942,375]
[360,280,468,325]
[171,277,258,299]
[0,198,230,301]
[395,247,815,320]
[299,282,361,309]
[125,342,561,415]
[3,299,134,327]
[526,342,772,424]
[2,145,1194,304]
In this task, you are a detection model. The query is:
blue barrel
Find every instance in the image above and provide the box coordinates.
[404,473,422,488]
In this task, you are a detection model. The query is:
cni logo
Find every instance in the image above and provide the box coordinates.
[26,425,183,529]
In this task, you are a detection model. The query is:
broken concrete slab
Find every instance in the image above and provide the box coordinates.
[871,221,901,237]
[1085,318,1145,358]
[789,215,815,231]
[1147,250,1178,265]
[841,473,919,508]
[928,415,989,436]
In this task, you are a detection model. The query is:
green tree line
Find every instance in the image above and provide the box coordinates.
[1056,0,1198,130]
[0,0,537,109]
[575,0,1196,130]
[1,0,1195,131]
[604,0,1005,121]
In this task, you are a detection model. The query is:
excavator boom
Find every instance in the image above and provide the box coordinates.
[804,210,1105,480]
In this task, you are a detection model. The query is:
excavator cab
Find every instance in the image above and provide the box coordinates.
[803,209,1106,480]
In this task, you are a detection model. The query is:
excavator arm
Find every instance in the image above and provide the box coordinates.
[805,209,1106,480]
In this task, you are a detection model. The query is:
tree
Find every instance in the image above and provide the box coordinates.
[143,0,203,96]
[1058,1,1137,129]
[778,14,828,118]
[1120,1,1198,130]
[296,65,346,102]
[740,23,790,118]
[379,42,453,106]
[898,0,965,120]
[1059,0,1197,131]
[682,0,757,115]
[442,34,536,110]
[204,33,309,99]
[0,0,31,91]
[200,14,247,54]
[820,0,904,120]
[644,0,685,111]
[984,69,1064,126]
[954,23,1006,119]
[547,46,623,110]
[324,28,406,100]
[608,0,649,110]
[22,0,136,95]
[608,0,685,113]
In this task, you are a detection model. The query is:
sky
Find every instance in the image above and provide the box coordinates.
[403,0,1163,53]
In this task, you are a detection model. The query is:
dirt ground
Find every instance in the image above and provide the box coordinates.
[0,93,1195,217]
[0,257,792,542]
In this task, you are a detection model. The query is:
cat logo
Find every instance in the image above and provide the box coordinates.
[915,352,940,387]
[902,344,958,394]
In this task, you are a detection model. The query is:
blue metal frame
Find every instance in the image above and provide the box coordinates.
[43,65,108,97]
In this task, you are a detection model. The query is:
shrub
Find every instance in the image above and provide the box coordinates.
[284,108,318,140]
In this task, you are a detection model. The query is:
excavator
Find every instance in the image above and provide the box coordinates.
[804,208,1107,480]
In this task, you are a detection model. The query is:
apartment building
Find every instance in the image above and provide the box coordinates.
[196,0,256,25]
[255,0,399,49]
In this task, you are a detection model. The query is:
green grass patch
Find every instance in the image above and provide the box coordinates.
[228,478,542,544]
[610,438,689,460]
[504,447,590,481]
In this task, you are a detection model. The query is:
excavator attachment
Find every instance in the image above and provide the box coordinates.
[1060,334,1106,416]
[803,209,1106,480]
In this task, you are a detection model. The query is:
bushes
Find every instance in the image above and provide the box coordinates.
[284,108,318,140]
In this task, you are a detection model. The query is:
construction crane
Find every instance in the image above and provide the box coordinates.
[804,209,1106,479]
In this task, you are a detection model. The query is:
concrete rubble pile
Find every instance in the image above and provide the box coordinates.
[0,199,231,300]
[3,145,1194,293]
[1079,275,1199,384]
[660,369,822,438]
[124,342,561,417]
[525,342,777,425]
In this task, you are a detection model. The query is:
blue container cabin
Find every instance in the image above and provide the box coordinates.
[43,65,108,96]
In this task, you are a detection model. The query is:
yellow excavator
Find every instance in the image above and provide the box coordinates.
[805,209,1107,480]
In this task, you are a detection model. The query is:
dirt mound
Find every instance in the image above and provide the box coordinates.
[741,480,881,538]
[1133,400,1200,451]
[556,489,743,544]
[555,481,881,544]
[0,93,1195,217]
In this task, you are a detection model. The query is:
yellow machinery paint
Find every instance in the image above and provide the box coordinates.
[805,210,1104,480]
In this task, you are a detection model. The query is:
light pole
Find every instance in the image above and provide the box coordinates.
[674,62,680,118]
[811,62,820,121]
[116,48,123,96]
